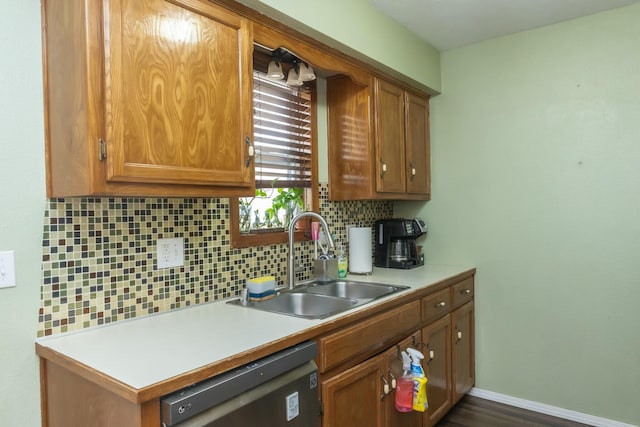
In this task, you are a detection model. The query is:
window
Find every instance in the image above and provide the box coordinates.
[230,64,318,248]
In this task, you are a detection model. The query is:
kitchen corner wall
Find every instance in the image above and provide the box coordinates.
[38,184,392,337]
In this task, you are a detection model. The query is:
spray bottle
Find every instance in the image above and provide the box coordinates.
[394,351,414,412]
[406,348,428,412]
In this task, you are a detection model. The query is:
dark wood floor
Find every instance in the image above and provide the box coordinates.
[436,396,592,427]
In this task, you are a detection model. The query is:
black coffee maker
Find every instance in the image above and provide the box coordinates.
[374,218,427,269]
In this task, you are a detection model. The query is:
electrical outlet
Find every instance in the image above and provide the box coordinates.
[0,250,17,288]
[157,238,184,269]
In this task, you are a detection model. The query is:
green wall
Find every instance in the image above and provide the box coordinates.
[0,1,46,426]
[396,4,640,425]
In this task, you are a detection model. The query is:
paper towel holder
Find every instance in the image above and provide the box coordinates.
[348,226,373,274]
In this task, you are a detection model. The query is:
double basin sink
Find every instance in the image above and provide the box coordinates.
[229,280,409,319]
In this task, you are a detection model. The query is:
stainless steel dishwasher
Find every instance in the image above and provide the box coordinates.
[160,341,319,427]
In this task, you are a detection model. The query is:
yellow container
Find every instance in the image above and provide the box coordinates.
[412,376,428,412]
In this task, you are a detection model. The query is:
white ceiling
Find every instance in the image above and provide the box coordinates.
[370,0,640,51]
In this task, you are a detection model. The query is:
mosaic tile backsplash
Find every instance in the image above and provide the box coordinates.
[38,184,393,337]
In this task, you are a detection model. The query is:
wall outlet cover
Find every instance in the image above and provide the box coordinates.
[157,238,184,269]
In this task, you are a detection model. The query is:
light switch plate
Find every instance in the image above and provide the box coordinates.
[157,238,184,269]
[0,250,17,288]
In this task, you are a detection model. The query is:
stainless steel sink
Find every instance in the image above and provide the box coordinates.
[302,280,405,301]
[228,280,409,319]
[245,292,358,319]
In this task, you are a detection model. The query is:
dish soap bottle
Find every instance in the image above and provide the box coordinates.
[395,351,414,412]
[407,348,428,412]
[337,243,348,278]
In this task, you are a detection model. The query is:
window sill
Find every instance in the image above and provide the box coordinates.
[230,228,309,249]
[229,200,313,248]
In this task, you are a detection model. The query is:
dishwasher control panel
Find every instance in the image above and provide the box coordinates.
[161,341,318,427]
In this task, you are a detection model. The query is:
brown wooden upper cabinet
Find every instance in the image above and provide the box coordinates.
[327,76,430,200]
[42,0,255,197]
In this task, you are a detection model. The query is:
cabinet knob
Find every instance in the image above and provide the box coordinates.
[410,163,416,178]
[460,289,471,295]
[429,350,435,360]
[245,136,254,167]
[457,331,463,340]
[434,301,446,308]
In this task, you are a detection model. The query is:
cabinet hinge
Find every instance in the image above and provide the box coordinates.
[319,400,324,415]
[98,138,107,161]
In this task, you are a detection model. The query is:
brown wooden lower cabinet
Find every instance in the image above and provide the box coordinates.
[319,277,475,427]
[384,331,423,427]
[40,360,160,427]
[321,355,386,427]
[452,301,475,405]
[422,295,475,426]
[321,331,423,427]
[422,314,453,426]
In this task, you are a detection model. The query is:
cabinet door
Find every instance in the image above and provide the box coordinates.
[326,75,375,200]
[104,0,253,187]
[374,78,406,193]
[404,92,430,196]
[384,332,422,427]
[451,301,475,404]
[322,355,384,427]
[422,315,452,427]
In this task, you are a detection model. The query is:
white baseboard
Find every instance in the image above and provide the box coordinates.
[468,388,638,427]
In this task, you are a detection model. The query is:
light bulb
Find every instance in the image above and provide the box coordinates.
[267,60,284,80]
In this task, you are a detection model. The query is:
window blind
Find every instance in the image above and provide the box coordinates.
[253,71,313,188]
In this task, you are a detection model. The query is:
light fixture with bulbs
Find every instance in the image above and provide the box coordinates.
[265,48,316,86]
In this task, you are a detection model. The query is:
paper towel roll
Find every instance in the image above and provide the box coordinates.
[348,227,372,274]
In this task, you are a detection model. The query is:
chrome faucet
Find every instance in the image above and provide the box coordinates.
[288,212,335,290]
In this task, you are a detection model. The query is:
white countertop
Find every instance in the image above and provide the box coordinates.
[36,264,473,391]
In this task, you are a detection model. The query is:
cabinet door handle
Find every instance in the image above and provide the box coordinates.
[98,138,107,161]
[460,289,471,295]
[245,136,254,167]
[425,343,434,364]
[434,301,446,308]
[457,330,463,341]
[409,163,416,178]
[389,371,397,389]
[380,160,387,177]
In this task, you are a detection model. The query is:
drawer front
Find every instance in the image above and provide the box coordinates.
[318,301,421,373]
[451,277,474,309]
[421,288,451,324]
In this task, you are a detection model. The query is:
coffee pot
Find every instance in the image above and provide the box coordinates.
[374,219,426,269]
